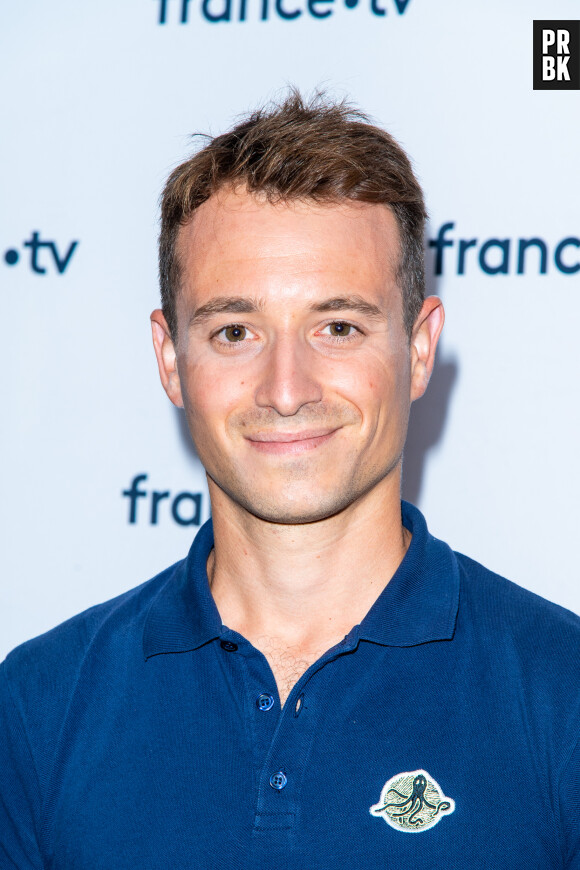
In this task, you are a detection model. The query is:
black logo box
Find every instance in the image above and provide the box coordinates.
[533,20,580,90]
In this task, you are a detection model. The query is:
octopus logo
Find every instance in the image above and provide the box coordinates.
[370,769,455,833]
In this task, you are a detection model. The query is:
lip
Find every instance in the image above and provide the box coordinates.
[246,427,340,455]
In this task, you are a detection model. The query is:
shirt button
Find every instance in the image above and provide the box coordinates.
[294,693,304,717]
[220,640,238,652]
[256,693,275,712]
[269,771,287,790]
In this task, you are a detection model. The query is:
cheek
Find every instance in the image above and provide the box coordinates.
[328,349,407,409]
[340,355,411,448]
[181,359,250,433]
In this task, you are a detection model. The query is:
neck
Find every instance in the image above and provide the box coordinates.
[207,473,410,655]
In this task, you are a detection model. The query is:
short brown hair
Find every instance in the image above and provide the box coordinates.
[159,90,427,338]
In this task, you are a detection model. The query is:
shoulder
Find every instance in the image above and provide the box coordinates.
[1,558,186,698]
[454,551,580,698]
[453,552,580,858]
[0,558,191,798]
[455,550,580,641]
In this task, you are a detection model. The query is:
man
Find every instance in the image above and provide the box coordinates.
[1,92,579,868]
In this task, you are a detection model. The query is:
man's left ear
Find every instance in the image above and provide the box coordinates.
[409,296,445,402]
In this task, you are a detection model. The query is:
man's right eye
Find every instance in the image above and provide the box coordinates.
[218,325,247,342]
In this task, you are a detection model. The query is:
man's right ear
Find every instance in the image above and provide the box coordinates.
[150,310,184,408]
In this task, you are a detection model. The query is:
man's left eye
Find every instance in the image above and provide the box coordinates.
[321,322,356,337]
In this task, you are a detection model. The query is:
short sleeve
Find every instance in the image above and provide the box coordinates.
[560,728,580,868]
[0,665,44,868]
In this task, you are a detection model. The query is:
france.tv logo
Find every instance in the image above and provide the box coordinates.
[533,21,580,90]
[3,232,79,274]
[155,0,411,24]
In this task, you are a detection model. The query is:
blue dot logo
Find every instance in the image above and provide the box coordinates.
[4,249,19,266]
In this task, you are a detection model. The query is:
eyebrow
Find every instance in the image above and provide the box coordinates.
[189,293,386,326]
[308,295,386,320]
[189,296,264,325]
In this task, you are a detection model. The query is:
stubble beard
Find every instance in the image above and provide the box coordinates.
[205,448,401,526]
[191,401,401,525]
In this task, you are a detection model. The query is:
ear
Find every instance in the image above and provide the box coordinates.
[409,296,445,402]
[150,309,184,408]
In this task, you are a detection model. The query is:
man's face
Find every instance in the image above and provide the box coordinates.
[152,188,439,524]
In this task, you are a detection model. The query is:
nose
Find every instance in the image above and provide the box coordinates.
[254,335,323,416]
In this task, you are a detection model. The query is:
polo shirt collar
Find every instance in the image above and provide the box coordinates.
[143,520,222,659]
[356,501,459,647]
[143,501,459,659]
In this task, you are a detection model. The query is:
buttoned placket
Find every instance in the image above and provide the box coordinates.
[217,625,360,865]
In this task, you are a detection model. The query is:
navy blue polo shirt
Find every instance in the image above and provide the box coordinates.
[1,502,579,868]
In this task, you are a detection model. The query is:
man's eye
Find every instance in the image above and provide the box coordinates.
[322,322,356,338]
[220,325,247,342]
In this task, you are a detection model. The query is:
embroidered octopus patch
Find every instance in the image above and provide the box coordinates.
[370,770,455,833]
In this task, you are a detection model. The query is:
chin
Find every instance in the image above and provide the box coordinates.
[213,475,361,525]
[247,502,348,526]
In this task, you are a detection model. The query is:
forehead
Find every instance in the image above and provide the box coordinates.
[175,188,401,305]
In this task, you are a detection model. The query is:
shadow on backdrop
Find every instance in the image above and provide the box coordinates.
[172,220,459,506]
[402,222,458,506]
[174,404,201,464]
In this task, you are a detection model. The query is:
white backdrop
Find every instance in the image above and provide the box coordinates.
[1,0,579,661]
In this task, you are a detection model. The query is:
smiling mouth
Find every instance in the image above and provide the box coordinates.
[246,428,340,455]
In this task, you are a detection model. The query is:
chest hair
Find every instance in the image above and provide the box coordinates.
[255,635,331,707]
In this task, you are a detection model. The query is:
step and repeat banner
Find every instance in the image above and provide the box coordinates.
[1,0,579,660]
